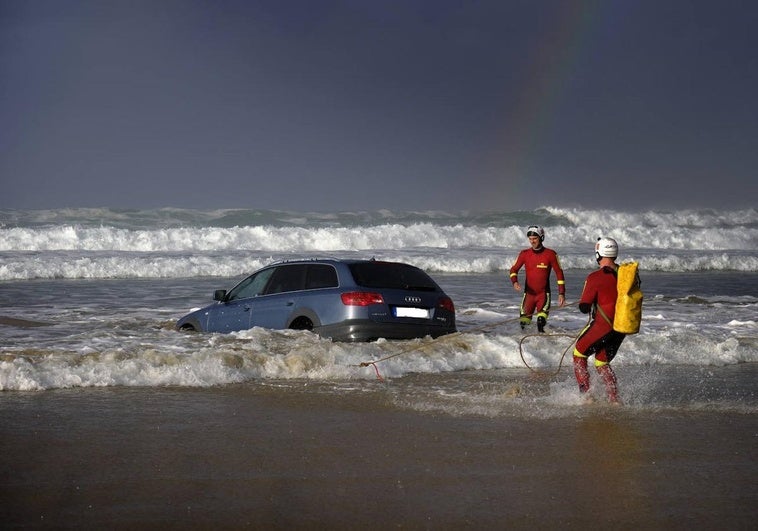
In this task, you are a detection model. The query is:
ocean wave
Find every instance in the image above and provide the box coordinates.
[1,249,757,280]
[1,207,756,278]
[2,206,756,229]
[1,218,755,253]
[2,324,755,392]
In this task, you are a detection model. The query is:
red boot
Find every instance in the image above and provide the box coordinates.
[596,364,619,403]
[573,355,590,393]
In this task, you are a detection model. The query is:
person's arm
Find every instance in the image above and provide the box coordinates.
[553,251,566,306]
[509,251,525,291]
[578,276,594,314]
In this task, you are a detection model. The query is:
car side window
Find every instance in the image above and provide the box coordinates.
[227,268,275,301]
[305,264,338,289]
[264,264,308,295]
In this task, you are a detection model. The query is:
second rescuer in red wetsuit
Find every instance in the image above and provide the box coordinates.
[509,226,566,333]
[573,237,626,403]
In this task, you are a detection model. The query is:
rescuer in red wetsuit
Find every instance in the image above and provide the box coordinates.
[573,237,625,403]
[509,226,566,333]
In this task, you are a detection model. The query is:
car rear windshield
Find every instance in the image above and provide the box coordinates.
[348,262,439,291]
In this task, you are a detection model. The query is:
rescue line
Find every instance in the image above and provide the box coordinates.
[355,302,581,380]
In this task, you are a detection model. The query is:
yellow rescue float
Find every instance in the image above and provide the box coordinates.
[614,261,643,334]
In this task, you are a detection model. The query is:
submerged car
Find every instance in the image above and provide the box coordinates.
[176,258,456,341]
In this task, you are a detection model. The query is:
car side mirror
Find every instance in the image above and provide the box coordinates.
[213,289,227,302]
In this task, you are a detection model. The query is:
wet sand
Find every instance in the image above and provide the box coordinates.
[0,315,52,328]
[1,376,756,530]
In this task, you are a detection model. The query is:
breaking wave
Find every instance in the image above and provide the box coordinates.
[1,206,756,279]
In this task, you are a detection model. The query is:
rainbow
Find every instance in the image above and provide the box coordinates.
[480,2,612,208]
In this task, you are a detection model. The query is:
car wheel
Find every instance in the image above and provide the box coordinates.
[178,323,197,332]
[289,316,314,331]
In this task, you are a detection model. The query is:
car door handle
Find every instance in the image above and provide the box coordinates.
[243,306,251,312]
[286,301,294,306]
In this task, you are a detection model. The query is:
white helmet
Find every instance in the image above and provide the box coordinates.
[595,237,619,262]
[526,225,545,242]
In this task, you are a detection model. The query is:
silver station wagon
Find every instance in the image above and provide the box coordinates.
[176,258,456,341]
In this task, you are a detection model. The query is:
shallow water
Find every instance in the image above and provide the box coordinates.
[1,271,756,394]
[1,366,755,529]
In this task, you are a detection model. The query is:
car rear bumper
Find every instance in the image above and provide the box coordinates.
[316,319,457,342]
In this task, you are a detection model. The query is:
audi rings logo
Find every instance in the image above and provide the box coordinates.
[404,296,422,304]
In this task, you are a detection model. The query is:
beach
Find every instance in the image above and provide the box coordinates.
[2,367,756,529]
[1,207,757,527]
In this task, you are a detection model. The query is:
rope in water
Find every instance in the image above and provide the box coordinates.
[357,302,584,381]
[518,333,578,377]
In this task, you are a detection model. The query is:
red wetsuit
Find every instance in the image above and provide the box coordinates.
[575,265,625,362]
[573,265,625,401]
[509,246,565,324]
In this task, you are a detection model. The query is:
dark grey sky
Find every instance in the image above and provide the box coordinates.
[2,0,756,212]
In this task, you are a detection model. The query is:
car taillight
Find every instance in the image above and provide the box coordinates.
[341,292,385,306]
[437,296,455,312]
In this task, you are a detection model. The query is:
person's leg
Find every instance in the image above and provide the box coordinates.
[572,351,590,393]
[593,331,625,403]
[519,293,535,330]
[573,322,612,395]
[595,361,619,403]
[536,292,551,333]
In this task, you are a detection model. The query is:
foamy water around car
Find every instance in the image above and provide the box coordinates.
[1,270,755,417]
